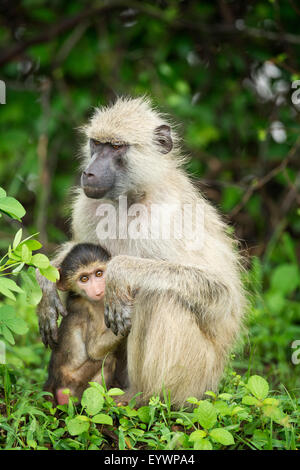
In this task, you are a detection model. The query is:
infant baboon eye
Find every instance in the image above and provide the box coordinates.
[80,275,89,283]
[95,270,103,277]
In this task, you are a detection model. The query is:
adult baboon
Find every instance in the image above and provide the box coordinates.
[37,96,246,407]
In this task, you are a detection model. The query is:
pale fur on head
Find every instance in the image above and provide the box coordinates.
[78,96,186,196]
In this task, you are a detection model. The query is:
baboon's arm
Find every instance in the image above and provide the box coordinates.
[36,241,77,348]
[104,255,230,336]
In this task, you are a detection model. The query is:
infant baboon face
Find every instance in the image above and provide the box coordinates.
[76,263,106,301]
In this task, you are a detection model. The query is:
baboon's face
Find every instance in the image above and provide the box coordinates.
[80,98,174,200]
[81,139,129,199]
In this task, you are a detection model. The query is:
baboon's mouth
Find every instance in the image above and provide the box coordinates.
[82,185,108,199]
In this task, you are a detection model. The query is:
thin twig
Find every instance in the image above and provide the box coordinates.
[230,138,300,217]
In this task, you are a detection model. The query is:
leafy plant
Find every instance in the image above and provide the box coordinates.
[0,187,59,345]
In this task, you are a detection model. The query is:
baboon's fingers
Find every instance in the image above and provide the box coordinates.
[39,308,58,349]
[39,317,48,347]
[54,296,68,318]
[118,306,132,336]
[104,305,110,328]
[109,308,119,336]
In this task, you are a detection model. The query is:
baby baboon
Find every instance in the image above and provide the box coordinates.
[38,96,247,408]
[44,243,126,405]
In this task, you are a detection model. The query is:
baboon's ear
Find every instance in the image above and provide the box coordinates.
[154,125,173,154]
[56,268,68,291]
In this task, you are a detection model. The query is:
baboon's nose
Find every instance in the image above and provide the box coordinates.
[83,171,95,179]
[82,171,96,185]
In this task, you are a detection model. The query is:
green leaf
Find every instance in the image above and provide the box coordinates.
[13,229,23,250]
[12,262,25,274]
[0,305,28,335]
[263,398,279,406]
[0,277,24,294]
[242,395,260,406]
[193,400,217,429]
[0,283,16,300]
[88,382,105,394]
[210,428,234,446]
[2,324,15,344]
[214,400,231,416]
[194,438,212,450]
[66,416,90,436]
[137,406,151,424]
[91,414,113,425]
[31,254,50,269]
[21,244,32,264]
[189,430,207,442]
[0,187,7,197]
[21,267,43,306]
[107,388,124,396]
[270,264,300,295]
[247,375,269,400]
[38,265,59,282]
[0,197,26,220]
[19,239,42,251]
[81,387,104,415]
[218,393,232,401]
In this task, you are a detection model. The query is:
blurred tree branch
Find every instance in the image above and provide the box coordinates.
[2,1,300,67]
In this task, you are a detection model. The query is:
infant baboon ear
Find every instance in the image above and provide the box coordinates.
[56,268,68,291]
[154,124,173,154]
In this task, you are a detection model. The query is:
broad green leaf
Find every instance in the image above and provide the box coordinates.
[247,375,269,400]
[20,239,42,251]
[270,264,300,295]
[21,267,43,306]
[13,229,23,250]
[0,187,6,197]
[263,398,279,406]
[137,406,151,424]
[12,262,25,274]
[0,305,28,334]
[0,277,24,294]
[218,393,232,401]
[0,197,26,220]
[193,438,212,450]
[38,265,59,282]
[0,283,16,300]
[107,388,124,396]
[193,400,217,429]
[66,416,90,436]
[91,414,113,425]
[262,405,290,427]
[88,382,105,394]
[186,397,200,405]
[242,395,259,406]
[189,430,207,442]
[81,387,104,415]
[214,400,231,416]
[205,391,216,398]
[2,324,15,344]
[31,254,50,269]
[210,428,234,446]
[21,244,32,264]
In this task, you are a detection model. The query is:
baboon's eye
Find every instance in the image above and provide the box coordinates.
[111,142,123,150]
[95,270,103,277]
[79,275,89,283]
[91,139,101,146]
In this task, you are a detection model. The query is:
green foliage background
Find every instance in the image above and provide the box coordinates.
[0,0,299,450]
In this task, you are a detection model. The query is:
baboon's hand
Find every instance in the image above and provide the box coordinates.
[104,274,134,337]
[36,270,67,348]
